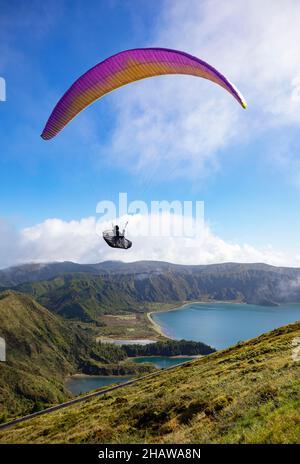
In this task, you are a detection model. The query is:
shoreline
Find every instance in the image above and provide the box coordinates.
[146,299,245,340]
[130,354,203,359]
[66,373,133,380]
[97,300,247,346]
[146,311,174,340]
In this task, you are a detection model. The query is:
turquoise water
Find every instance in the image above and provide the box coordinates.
[152,302,300,350]
[131,356,194,369]
[65,375,133,395]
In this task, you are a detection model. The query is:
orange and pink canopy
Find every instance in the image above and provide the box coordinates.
[41,48,247,140]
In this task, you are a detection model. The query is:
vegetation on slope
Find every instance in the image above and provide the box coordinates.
[122,339,216,357]
[1,321,299,444]
[0,291,150,422]
[97,311,162,340]
[15,274,142,321]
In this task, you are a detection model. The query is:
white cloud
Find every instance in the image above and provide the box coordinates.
[104,0,300,180]
[1,214,299,269]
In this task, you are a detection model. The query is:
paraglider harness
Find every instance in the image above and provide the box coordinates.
[102,221,132,249]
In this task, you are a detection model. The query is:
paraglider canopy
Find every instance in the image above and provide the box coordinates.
[102,224,132,249]
[41,47,247,140]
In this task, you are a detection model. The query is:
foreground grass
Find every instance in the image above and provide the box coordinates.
[0,321,299,444]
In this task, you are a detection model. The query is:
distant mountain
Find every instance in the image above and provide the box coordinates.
[0,261,98,287]
[2,260,300,286]
[3,261,300,322]
[2,320,299,444]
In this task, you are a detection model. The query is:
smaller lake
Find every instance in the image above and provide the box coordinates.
[131,356,194,369]
[66,375,133,396]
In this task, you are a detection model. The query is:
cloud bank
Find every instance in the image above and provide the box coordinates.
[2,1,300,269]
[1,214,299,269]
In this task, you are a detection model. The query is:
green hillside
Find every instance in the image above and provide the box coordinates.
[1,321,299,444]
[0,291,147,421]
[15,274,141,321]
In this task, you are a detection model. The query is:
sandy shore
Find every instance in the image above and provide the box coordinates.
[146,300,209,339]
[66,373,97,379]
[147,311,174,339]
[66,373,132,380]
[97,337,158,345]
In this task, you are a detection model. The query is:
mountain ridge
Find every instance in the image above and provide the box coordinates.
[3,261,300,321]
[1,260,300,287]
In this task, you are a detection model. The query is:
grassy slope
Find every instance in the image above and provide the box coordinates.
[0,291,79,420]
[15,274,142,321]
[1,321,299,444]
[0,291,144,421]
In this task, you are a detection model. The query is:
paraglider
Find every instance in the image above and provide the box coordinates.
[102,223,132,249]
[41,48,247,251]
[41,47,247,140]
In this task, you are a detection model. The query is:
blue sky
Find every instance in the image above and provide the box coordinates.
[1,0,300,267]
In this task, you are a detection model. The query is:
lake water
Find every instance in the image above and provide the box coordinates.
[66,375,133,395]
[152,302,300,350]
[131,356,194,369]
[66,357,192,395]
